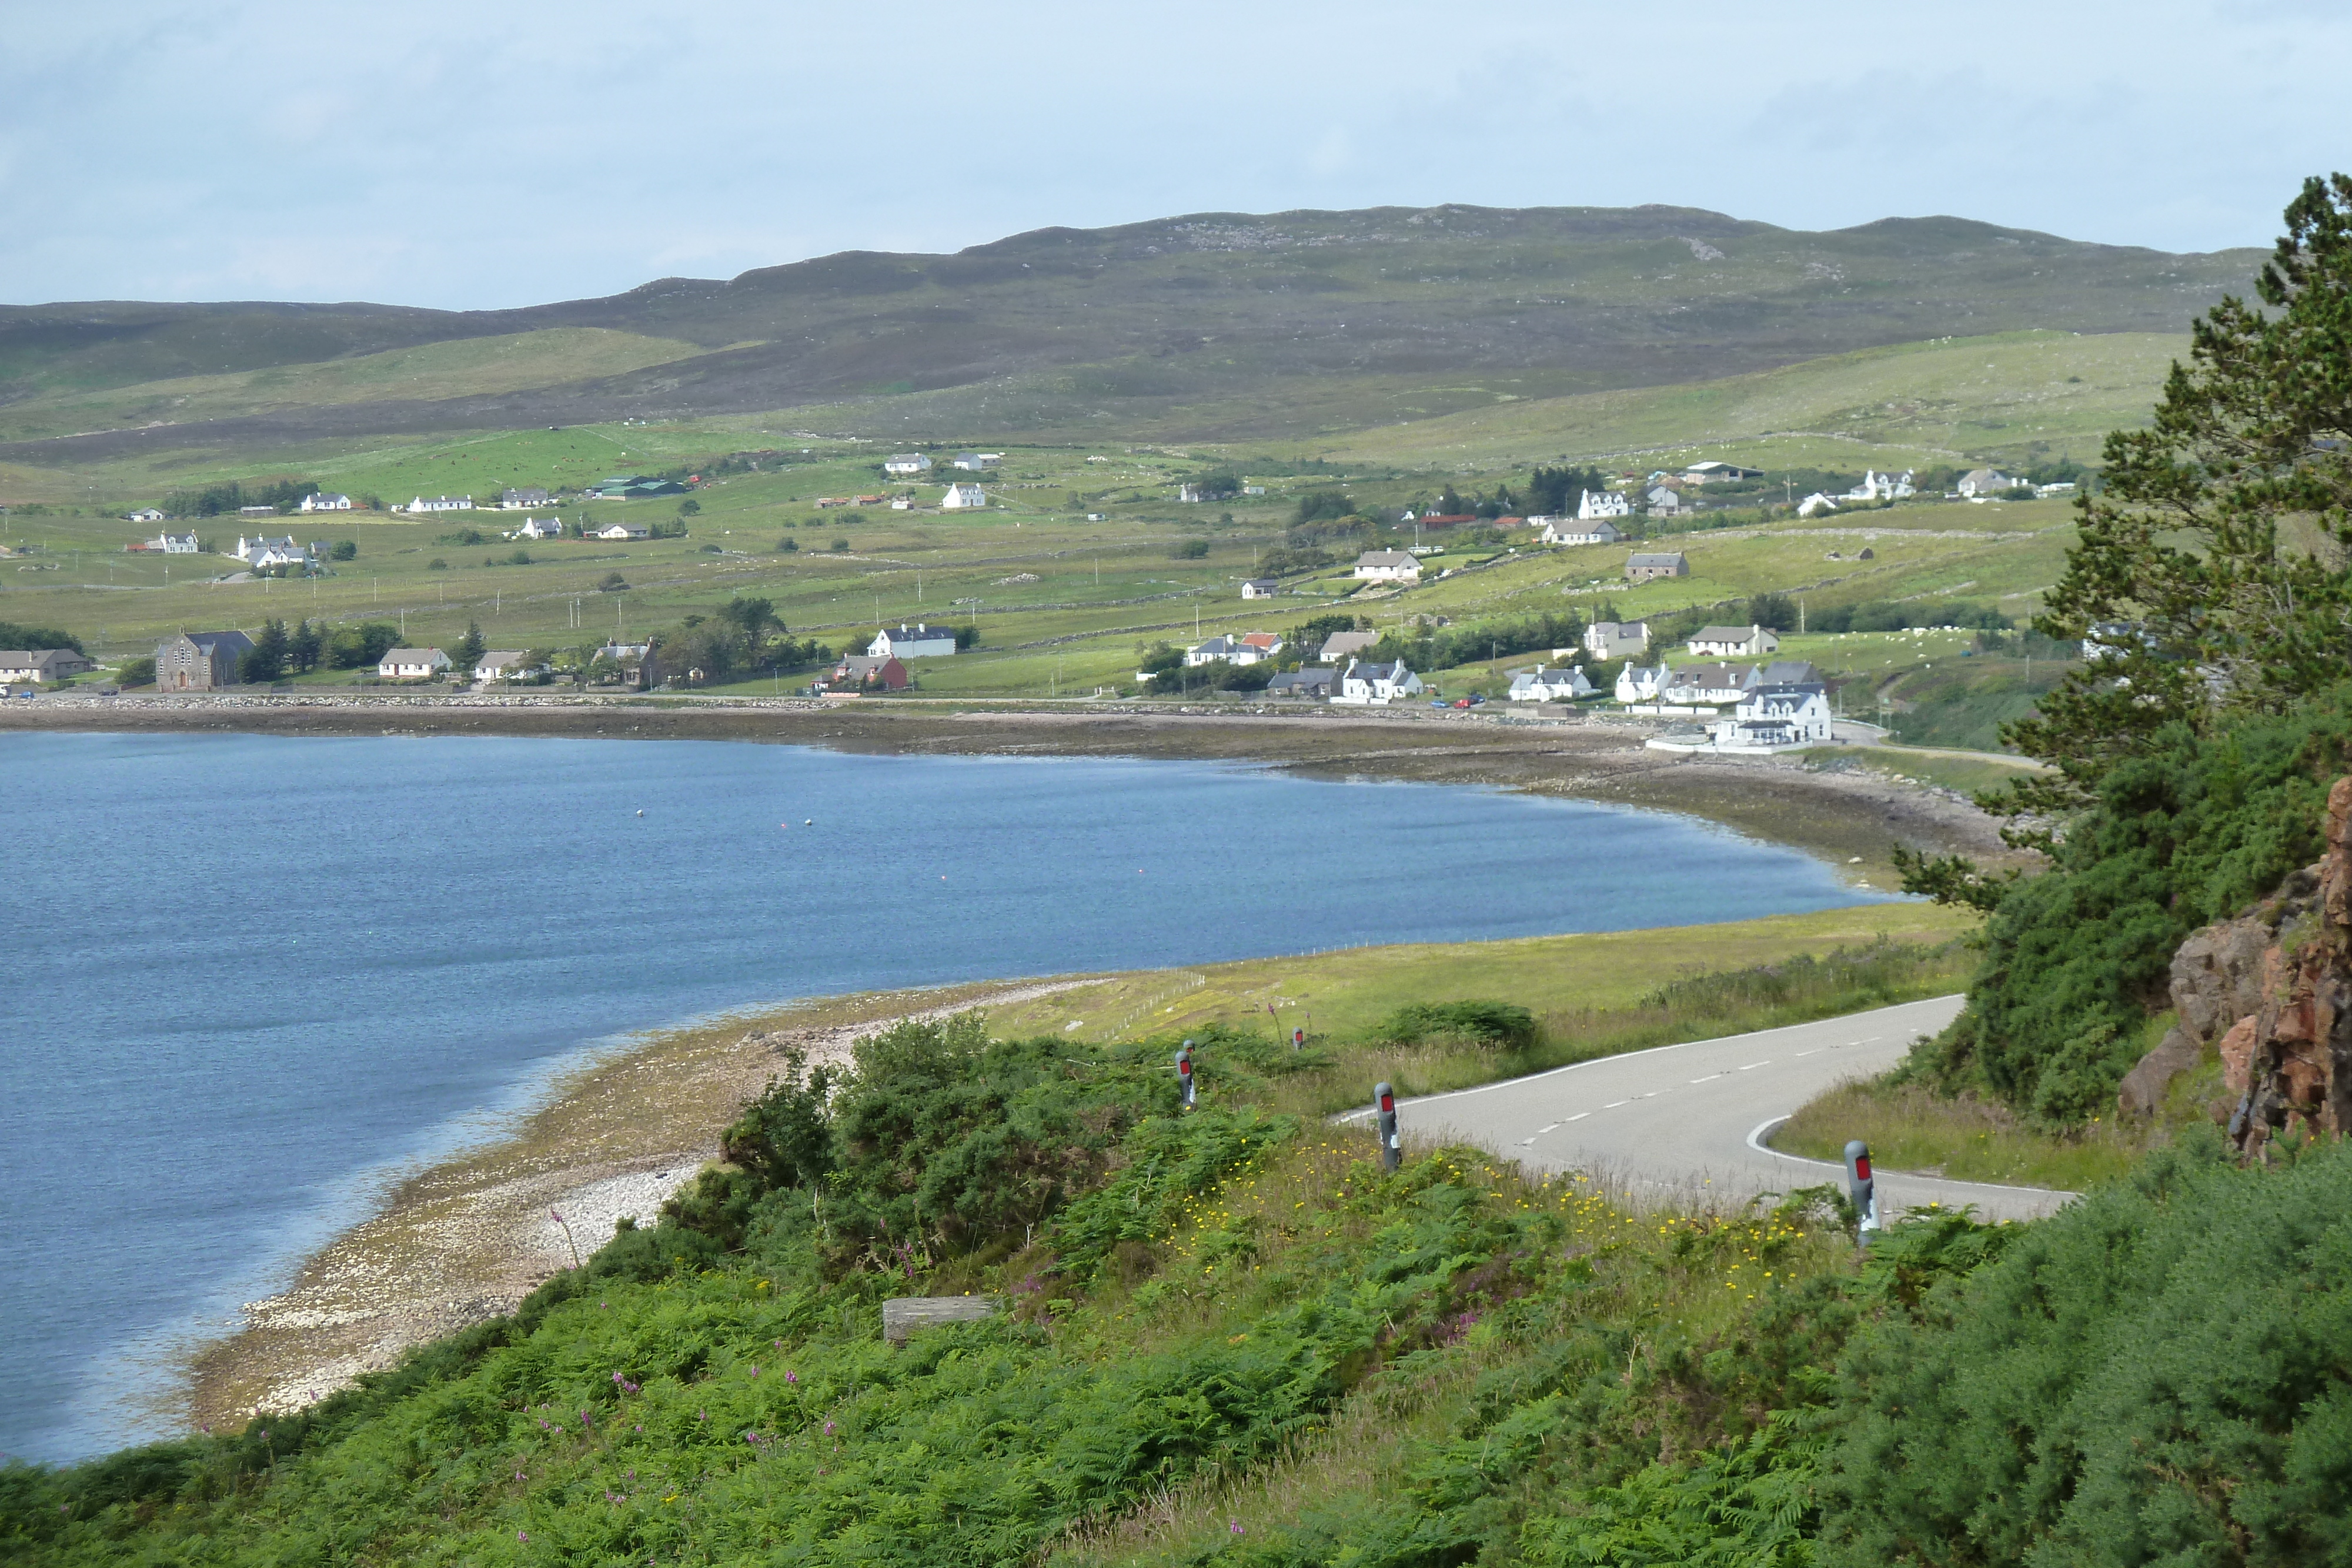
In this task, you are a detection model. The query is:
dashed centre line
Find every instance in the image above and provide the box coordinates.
[1739,1060,1770,1071]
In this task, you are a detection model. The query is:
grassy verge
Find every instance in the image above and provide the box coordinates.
[1774,1080,2148,1192]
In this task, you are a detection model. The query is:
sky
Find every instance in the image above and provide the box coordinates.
[6,0,2347,312]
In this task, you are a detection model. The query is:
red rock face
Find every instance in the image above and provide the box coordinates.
[2126,777,2352,1154]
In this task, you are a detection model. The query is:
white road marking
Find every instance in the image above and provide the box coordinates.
[1691,1073,1723,1083]
[1603,1099,1629,1109]
[1739,1060,1770,1071]
[1565,1112,1589,1122]
[1795,1048,1822,1058]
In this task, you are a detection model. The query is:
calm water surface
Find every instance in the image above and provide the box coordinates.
[0,731,1889,1460]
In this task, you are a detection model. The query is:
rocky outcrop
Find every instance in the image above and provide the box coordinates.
[2123,778,2352,1153]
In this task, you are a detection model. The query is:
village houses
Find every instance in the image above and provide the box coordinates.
[1354,549,1422,584]
[1318,629,1379,663]
[475,651,547,683]
[0,648,96,686]
[405,495,475,513]
[1661,663,1753,705]
[588,641,659,689]
[588,521,651,540]
[125,507,166,524]
[951,453,1000,472]
[154,630,253,691]
[1614,663,1667,703]
[1266,666,1338,699]
[1845,469,1916,502]
[1625,551,1689,582]
[1583,621,1649,661]
[1506,665,1593,703]
[1332,658,1424,706]
[884,454,933,476]
[1680,462,1762,484]
[1240,579,1280,599]
[868,623,957,660]
[1539,517,1624,546]
[379,647,452,680]
[941,483,987,509]
[1713,683,1834,750]
[506,517,565,540]
[500,488,552,510]
[1685,624,1780,658]
[824,654,910,692]
[298,493,352,511]
[1185,633,1282,668]
[1957,468,2020,499]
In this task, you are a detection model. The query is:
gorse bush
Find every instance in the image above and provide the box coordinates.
[1377,999,1539,1052]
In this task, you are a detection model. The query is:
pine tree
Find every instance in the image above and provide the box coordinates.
[1992,174,2352,830]
[453,620,486,672]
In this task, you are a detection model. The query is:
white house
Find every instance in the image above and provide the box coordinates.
[378,647,452,680]
[588,521,651,540]
[298,493,352,511]
[2036,481,2077,499]
[1354,549,1422,584]
[1843,469,1915,502]
[1685,624,1780,658]
[869,623,957,660]
[1240,579,1280,599]
[884,454,933,476]
[500,488,551,510]
[1584,621,1650,661]
[232,535,305,565]
[1661,663,1752,705]
[1645,486,1689,516]
[126,507,166,523]
[1507,664,1594,703]
[1615,664,1667,703]
[1957,468,2019,499]
[1713,684,1833,751]
[1579,488,1632,520]
[246,542,313,571]
[951,453,998,471]
[1332,658,1423,706]
[1796,492,1839,517]
[508,517,566,540]
[0,648,96,684]
[407,495,475,512]
[941,483,987,509]
[1541,517,1623,546]
[1186,633,1282,668]
[475,650,546,682]
[151,531,200,554]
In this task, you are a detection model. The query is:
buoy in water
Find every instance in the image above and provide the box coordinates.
[804,818,813,825]
[635,810,644,817]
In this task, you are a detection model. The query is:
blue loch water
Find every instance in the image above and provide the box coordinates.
[0,730,1890,1461]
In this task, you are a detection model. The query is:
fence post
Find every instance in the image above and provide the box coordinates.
[1843,1139,1879,1246]
[1177,1041,1195,1111]
[1375,1081,1400,1171]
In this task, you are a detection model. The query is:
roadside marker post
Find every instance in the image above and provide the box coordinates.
[1177,1041,1195,1111]
[1375,1081,1400,1171]
[1843,1139,1880,1246]
[1292,1026,1305,1052]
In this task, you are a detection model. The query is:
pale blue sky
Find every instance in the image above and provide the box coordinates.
[6,0,2344,310]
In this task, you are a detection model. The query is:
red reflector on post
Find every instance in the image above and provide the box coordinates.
[1855,1156,1872,1181]
[1379,1093,1394,1114]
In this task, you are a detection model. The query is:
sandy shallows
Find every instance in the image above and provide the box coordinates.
[186,977,1096,1430]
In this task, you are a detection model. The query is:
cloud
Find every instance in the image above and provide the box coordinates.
[4,0,2347,308]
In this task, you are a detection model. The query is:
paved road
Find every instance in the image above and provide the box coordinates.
[1351,995,2072,1222]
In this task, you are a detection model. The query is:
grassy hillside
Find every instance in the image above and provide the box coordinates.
[0,205,2259,466]
[1310,328,2183,472]
[0,330,716,446]
[9,991,2346,1567]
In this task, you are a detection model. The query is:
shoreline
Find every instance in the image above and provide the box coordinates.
[0,692,2023,878]
[183,899,1977,1434]
[186,975,1102,1432]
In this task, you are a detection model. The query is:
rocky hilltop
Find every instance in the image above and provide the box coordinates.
[2123,777,2352,1150]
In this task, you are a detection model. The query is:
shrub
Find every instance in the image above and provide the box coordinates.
[1378,1000,1539,1052]
[597,571,627,591]
[1170,539,1211,559]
